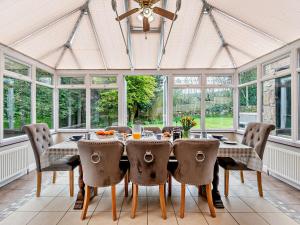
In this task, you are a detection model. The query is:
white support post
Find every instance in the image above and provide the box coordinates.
[200,74,206,131]
[0,50,4,141]
[118,74,126,126]
[53,73,59,131]
[31,65,36,124]
[257,64,263,123]
[85,74,91,131]
[167,75,174,126]
[290,48,298,142]
[233,70,239,130]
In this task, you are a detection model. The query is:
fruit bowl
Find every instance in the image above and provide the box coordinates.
[95,130,115,139]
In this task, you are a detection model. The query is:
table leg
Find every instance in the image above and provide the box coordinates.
[212,159,224,209]
[73,163,95,210]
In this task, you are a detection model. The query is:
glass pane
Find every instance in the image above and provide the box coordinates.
[174,76,200,85]
[36,85,53,128]
[239,68,257,84]
[36,68,53,85]
[238,84,257,129]
[126,75,165,128]
[5,57,30,76]
[91,89,118,128]
[205,88,233,129]
[59,89,86,129]
[91,76,117,85]
[60,76,84,85]
[263,75,291,138]
[206,76,232,85]
[263,56,290,76]
[3,77,31,138]
[173,88,201,128]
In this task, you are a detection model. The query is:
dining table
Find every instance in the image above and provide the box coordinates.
[45,135,262,209]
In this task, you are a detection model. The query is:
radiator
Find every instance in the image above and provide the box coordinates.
[264,145,300,187]
[0,145,29,185]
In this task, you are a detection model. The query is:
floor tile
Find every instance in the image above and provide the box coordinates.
[17,197,54,212]
[193,196,227,213]
[222,197,254,212]
[203,212,238,225]
[176,212,208,225]
[231,212,269,225]
[148,210,177,225]
[172,196,200,213]
[147,197,173,212]
[0,212,38,225]
[27,211,65,225]
[94,197,123,212]
[122,197,147,212]
[42,197,74,211]
[40,185,66,197]
[118,211,147,225]
[57,211,91,225]
[69,196,101,212]
[241,197,280,212]
[259,212,300,225]
[88,212,119,225]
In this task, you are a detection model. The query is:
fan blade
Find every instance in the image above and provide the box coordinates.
[143,17,150,32]
[153,7,177,20]
[150,0,161,4]
[116,8,139,21]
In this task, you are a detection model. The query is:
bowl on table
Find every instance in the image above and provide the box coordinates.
[95,130,116,139]
[69,135,83,141]
[212,134,224,140]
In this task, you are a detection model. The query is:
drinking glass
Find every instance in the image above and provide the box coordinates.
[132,124,142,139]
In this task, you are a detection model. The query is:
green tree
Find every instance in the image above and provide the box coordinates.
[96,89,118,126]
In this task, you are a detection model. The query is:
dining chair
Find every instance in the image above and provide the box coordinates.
[218,122,275,197]
[143,126,162,134]
[105,126,132,134]
[169,139,219,218]
[23,123,80,197]
[162,126,183,133]
[78,140,129,220]
[126,140,172,220]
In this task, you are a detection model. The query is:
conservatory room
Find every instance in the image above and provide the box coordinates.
[0,0,300,225]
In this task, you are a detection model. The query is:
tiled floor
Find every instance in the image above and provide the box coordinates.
[0,169,299,225]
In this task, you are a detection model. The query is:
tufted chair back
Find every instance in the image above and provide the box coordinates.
[143,127,162,134]
[126,140,172,186]
[105,126,132,134]
[78,140,126,187]
[23,123,54,172]
[242,122,275,159]
[162,126,183,133]
[172,139,219,185]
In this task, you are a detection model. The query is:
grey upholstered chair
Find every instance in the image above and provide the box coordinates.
[126,140,172,219]
[169,139,219,218]
[23,123,80,197]
[143,126,162,134]
[218,122,275,197]
[161,126,183,133]
[78,140,128,221]
[105,126,132,134]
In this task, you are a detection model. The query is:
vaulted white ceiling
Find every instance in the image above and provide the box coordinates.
[0,0,299,70]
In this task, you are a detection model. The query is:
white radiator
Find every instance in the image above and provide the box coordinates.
[264,145,300,187]
[0,145,29,186]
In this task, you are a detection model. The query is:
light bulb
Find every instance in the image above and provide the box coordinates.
[137,12,143,21]
[143,7,152,18]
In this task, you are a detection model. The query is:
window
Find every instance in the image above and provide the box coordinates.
[126,75,165,128]
[205,88,233,129]
[3,77,31,138]
[263,75,291,138]
[59,89,86,129]
[238,84,257,128]
[173,88,201,128]
[91,89,118,128]
[206,76,232,85]
[5,57,30,76]
[174,76,200,85]
[91,76,117,86]
[36,68,53,85]
[36,85,53,128]
[239,68,257,84]
[60,76,85,85]
[263,56,290,76]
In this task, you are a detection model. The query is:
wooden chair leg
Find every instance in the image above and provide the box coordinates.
[52,171,56,184]
[124,172,129,197]
[81,185,91,220]
[257,171,263,197]
[180,183,185,218]
[131,184,138,219]
[240,170,244,183]
[224,170,229,197]
[168,173,172,197]
[206,183,216,218]
[159,184,167,219]
[69,171,74,197]
[36,171,42,197]
[93,187,98,196]
[111,185,117,221]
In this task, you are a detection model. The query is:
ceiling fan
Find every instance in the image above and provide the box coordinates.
[113,0,180,32]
